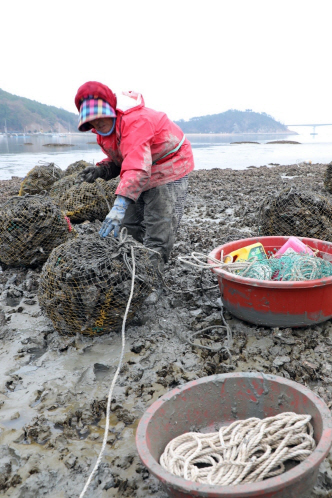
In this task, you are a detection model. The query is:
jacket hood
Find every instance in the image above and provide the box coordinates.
[75,81,117,111]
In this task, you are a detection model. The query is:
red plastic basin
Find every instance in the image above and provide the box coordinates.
[208,236,332,327]
[136,373,332,498]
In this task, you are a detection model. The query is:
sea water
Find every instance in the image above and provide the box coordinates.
[0,125,332,180]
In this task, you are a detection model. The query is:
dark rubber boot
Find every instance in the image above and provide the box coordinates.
[145,255,164,304]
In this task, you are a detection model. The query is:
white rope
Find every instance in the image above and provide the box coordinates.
[176,251,234,351]
[160,412,315,486]
[37,159,59,178]
[160,251,251,297]
[94,182,111,211]
[79,245,136,498]
[178,251,251,273]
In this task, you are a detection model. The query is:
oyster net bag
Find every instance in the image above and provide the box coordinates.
[324,161,332,193]
[38,233,158,336]
[19,162,63,196]
[258,187,332,241]
[56,178,118,222]
[63,160,93,177]
[0,194,74,267]
[49,173,79,200]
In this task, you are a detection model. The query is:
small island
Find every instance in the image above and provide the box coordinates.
[175,109,295,135]
[266,140,300,144]
[43,143,74,147]
[231,141,260,144]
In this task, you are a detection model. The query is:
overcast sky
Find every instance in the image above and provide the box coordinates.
[2,0,331,126]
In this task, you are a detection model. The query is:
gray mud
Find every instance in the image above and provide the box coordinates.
[1,163,332,497]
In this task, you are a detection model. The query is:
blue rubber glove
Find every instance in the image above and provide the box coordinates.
[99,195,131,238]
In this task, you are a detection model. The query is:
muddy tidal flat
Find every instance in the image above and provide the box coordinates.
[1,164,332,497]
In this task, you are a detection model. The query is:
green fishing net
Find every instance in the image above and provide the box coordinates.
[237,253,332,282]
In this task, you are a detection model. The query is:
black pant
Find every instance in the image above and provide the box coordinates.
[122,175,188,264]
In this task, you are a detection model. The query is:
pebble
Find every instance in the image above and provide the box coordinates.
[272,356,291,367]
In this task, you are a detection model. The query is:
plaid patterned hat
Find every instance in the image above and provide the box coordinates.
[78,96,116,131]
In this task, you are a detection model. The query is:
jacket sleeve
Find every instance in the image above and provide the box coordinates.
[115,117,155,201]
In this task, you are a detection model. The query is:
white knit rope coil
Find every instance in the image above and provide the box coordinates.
[160,412,315,487]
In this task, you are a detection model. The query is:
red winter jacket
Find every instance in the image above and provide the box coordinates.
[75,82,195,201]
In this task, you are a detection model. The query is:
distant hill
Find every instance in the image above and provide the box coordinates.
[0,89,292,135]
[0,89,78,133]
[175,110,292,134]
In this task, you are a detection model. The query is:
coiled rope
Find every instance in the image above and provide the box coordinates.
[160,412,315,486]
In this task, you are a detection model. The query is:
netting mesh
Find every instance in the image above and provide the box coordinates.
[63,160,93,177]
[0,194,74,267]
[49,173,79,200]
[324,161,332,193]
[55,178,118,222]
[237,253,332,281]
[38,233,157,336]
[258,188,332,241]
[19,163,63,196]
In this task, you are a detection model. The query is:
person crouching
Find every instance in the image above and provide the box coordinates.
[75,81,195,303]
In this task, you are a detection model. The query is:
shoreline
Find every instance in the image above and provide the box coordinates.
[186,130,298,136]
[0,130,298,138]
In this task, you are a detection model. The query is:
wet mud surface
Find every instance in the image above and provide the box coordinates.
[1,163,332,497]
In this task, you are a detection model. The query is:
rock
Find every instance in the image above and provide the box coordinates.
[23,299,37,305]
[273,356,291,367]
[64,453,78,469]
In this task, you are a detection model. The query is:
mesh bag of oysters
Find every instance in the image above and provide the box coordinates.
[0,194,74,267]
[49,173,79,200]
[18,162,63,196]
[38,233,158,336]
[258,187,332,241]
[54,178,118,223]
[50,161,96,199]
[324,161,332,193]
[63,160,93,177]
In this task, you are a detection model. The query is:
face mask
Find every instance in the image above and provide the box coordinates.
[96,118,116,136]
